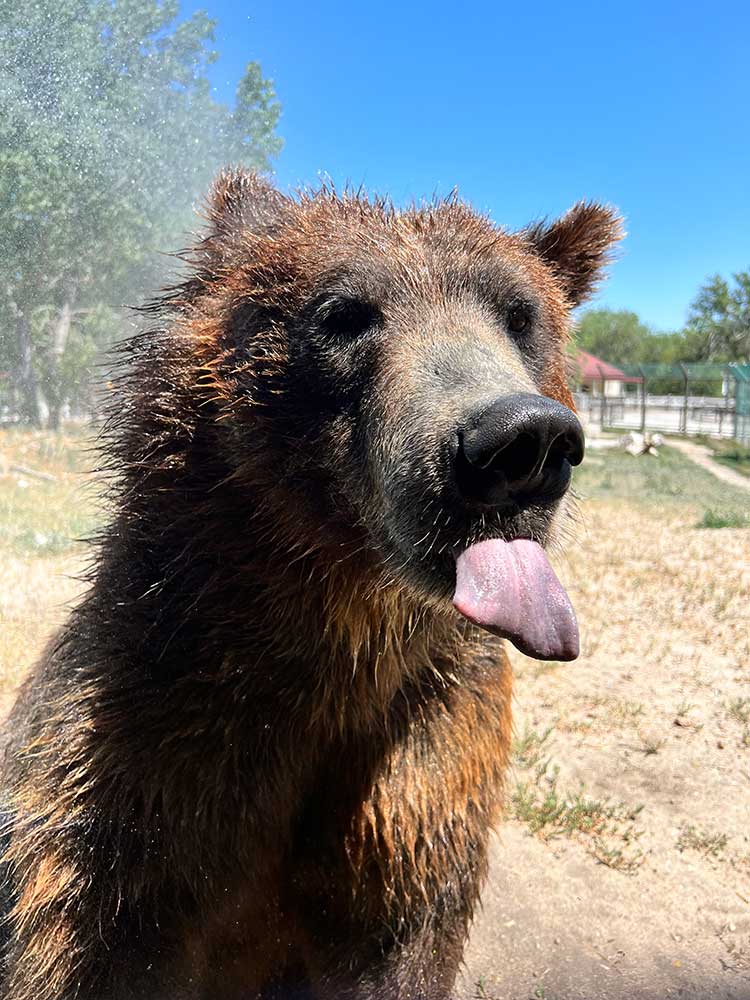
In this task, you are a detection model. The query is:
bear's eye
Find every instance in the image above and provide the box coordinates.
[506,301,532,336]
[317,297,381,339]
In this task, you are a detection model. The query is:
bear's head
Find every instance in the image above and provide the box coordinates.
[151,171,622,661]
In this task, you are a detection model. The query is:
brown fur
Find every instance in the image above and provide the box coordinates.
[0,172,622,999]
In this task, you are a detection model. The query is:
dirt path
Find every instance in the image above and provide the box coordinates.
[667,437,750,492]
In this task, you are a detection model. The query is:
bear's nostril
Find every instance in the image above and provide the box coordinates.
[488,432,540,485]
[551,429,585,467]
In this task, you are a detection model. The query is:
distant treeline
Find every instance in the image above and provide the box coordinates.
[574,270,750,395]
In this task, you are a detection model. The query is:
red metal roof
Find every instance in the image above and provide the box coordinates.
[576,350,642,383]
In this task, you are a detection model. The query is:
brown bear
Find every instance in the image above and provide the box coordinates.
[0,171,621,1000]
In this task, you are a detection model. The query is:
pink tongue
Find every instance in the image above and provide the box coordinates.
[453,538,579,661]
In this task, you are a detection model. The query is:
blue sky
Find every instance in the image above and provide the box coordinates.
[183,0,749,332]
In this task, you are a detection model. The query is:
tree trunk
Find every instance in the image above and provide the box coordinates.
[45,296,74,430]
[14,309,42,427]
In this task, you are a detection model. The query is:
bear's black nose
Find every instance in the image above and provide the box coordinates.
[456,393,585,507]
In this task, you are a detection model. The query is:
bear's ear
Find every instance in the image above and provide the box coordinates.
[524,202,624,307]
[206,168,287,243]
[150,171,287,315]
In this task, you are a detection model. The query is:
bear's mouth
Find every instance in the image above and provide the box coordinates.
[452,538,579,661]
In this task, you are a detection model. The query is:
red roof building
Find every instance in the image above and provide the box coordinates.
[576,351,641,382]
[574,351,642,396]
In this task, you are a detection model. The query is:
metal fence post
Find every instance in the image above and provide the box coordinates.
[679,363,689,434]
[638,365,647,431]
[732,364,750,445]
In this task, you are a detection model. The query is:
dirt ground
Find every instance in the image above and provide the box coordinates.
[1,429,749,999]
[458,447,750,1000]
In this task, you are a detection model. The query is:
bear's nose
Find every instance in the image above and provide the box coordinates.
[456,393,585,507]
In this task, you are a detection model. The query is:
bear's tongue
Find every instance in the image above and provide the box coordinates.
[453,538,579,661]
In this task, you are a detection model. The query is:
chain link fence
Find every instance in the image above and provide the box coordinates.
[573,362,750,444]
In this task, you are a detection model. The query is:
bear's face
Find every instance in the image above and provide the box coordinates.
[198,175,621,657]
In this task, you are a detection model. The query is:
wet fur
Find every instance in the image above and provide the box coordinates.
[0,172,621,999]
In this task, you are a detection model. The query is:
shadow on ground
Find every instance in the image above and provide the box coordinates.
[458,828,750,1000]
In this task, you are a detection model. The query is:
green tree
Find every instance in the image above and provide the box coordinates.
[575,309,658,366]
[685,272,750,362]
[574,308,708,368]
[573,309,700,393]
[0,0,282,427]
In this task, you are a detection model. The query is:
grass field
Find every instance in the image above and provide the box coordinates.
[1,428,749,998]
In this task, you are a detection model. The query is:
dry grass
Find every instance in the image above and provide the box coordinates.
[510,752,645,872]
[677,824,729,858]
[0,428,101,711]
